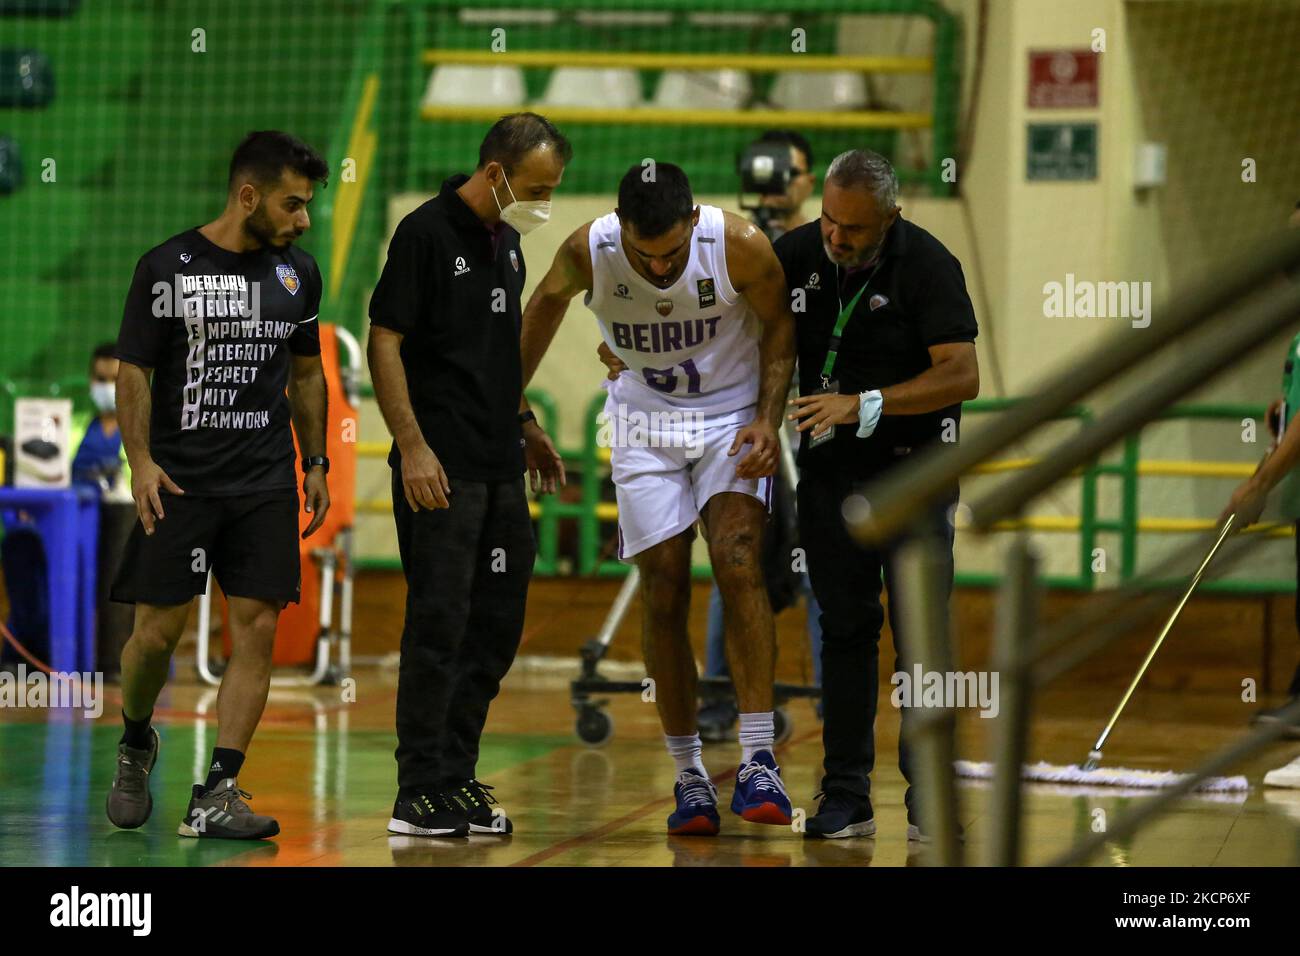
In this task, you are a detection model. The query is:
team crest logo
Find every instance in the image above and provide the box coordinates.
[869,293,890,311]
[509,249,519,272]
[276,264,300,295]
[179,253,192,264]
[697,277,716,308]
[656,298,674,316]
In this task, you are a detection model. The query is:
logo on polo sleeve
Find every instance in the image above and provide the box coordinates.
[276,264,300,295]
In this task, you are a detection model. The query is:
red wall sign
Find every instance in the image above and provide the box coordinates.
[1027,50,1099,108]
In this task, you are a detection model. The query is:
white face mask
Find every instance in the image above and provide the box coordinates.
[493,171,551,235]
[91,381,116,414]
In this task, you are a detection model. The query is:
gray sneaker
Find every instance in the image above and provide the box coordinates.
[177,778,280,840]
[106,728,159,829]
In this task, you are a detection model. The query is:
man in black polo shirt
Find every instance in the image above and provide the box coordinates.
[368,112,570,838]
[779,149,979,841]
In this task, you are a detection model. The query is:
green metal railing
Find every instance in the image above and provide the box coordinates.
[948,398,1099,591]
[551,394,1291,591]
[1124,402,1291,594]
[11,372,1290,594]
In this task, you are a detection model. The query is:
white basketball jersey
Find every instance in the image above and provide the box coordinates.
[586,204,760,418]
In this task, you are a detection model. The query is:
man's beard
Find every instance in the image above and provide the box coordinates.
[824,236,883,268]
[244,206,296,248]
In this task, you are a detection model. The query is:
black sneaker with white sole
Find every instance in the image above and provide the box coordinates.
[1252,696,1300,738]
[444,779,513,834]
[388,791,470,838]
[805,788,876,839]
[106,728,159,829]
[178,779,280,840]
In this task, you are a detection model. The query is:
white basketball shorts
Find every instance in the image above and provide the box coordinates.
[602,392,773,561]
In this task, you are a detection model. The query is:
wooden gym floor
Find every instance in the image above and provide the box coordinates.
[2,660,1298,867]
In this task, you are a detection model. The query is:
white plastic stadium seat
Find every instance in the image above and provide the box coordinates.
[423,65,526,107]
[541,67,642,109]
[768,70,867,111]
[652,69,751,111]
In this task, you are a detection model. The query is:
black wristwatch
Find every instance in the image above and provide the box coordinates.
[302,455,330,474]
[518,410,537,426]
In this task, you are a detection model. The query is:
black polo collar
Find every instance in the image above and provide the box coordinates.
[441,173,487,232]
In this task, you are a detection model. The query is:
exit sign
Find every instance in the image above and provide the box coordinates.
[1027,123,1098,181]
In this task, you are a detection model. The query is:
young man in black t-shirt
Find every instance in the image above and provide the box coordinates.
[106,131,332,840]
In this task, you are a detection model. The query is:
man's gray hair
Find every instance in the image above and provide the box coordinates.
[825,149,899,213]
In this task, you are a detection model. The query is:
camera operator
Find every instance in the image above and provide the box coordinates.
[741,130,817,242]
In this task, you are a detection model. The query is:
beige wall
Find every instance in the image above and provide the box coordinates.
[356,0,1300,583]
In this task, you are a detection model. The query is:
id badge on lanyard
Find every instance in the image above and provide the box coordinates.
[807,260,883,449]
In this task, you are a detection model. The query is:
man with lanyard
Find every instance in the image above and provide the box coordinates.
[779,149,980,840]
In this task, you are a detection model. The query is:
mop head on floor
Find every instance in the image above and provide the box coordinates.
[954,759,1250,792]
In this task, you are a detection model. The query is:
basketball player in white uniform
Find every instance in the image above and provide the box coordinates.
[520,164,796,834]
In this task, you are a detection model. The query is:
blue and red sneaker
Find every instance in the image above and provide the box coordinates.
[668,769,721,836]
[730,750,792,825]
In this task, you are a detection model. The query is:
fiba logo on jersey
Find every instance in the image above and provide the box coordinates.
[596,403,706,459]
[696,277,716,308]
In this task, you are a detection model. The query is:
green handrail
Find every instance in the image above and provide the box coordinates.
[954,397,1099,590]
[344,393,1297,593]
[1126,402,1290,594]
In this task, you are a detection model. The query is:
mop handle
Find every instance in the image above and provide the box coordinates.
[1090,513,1237,754]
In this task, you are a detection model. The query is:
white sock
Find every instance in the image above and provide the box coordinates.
[738,712,775,763]
[665,734,707,776]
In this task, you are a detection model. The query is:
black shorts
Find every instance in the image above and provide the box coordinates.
[110,490,301,607]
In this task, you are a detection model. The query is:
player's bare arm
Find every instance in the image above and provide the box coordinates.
[117,359,183,535]
[288,352,331,538]
[722,210,795,480]
[368,325,450,511]
[520,221,594,386]
[515,224,592,496]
